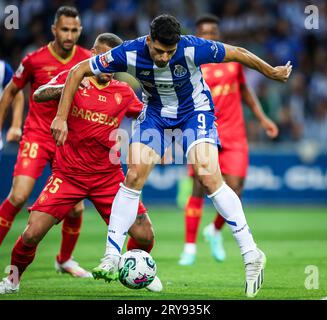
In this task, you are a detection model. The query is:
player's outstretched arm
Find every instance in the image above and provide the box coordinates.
[0,80,20,130]
[241,84,279,139]
[223,44,292,82]
[51,59,94,146]
[33,84,64,102]
[6,90,24,142]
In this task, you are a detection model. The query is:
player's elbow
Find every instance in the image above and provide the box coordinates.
[224,45,248,63]
[33,90,42,102]
[69,60,92,80]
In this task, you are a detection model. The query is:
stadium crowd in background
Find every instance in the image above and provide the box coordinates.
[0,0,326,148]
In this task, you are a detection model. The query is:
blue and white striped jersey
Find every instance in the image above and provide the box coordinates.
[0,60,14,152]
[89,35,226,119]
[0,60,13,96]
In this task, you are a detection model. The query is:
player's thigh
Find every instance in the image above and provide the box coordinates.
[13,135,55,180]
[22,211,58,245]
[188,142,221,179]
[188,142,223,193]
[8,175,36,207]
[131,107,166,161]
[125,142,160,190]
[29,172,86,222]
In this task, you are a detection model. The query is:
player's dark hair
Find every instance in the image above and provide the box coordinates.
[54,6,80,23]
[195,14,220,27]
[95,33,123,48]
[150,14,181,45]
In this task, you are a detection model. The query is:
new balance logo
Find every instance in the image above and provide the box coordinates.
[140,70,150,76]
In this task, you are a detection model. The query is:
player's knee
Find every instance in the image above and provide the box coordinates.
[138,228,154,245]
[197,173,223,194]
[69,202,84,218]
[22,227,42,246]
[125,169,145,190]
[130,216,154,245]
[8,191,28,208]
[192,177,205,198]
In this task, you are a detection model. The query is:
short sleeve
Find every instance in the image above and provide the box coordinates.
[3,62,13,87]
[124,87,143,118]
[12,55,34,89]
[89,44,127,75]
[238,64,246,85]
[192,36,226,66]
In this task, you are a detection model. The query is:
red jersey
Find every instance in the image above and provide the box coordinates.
[12,44,90,138]
[201,62,247,145]
[50,70,143,174]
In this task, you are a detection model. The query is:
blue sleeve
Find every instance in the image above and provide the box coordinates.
[89,44,127,75]
[191,36,226,66]
[3,62,14,87]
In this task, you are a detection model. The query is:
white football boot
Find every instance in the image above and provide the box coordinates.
[244,248,266,298]
[146,275,163,292]
[92,254,120,283]
[0,277,19,294]
[55,258,92,278]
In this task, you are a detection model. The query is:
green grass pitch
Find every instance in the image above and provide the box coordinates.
[0,205,326,300]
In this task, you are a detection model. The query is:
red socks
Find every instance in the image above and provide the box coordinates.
[213,214,225,230]
[0,199,21,245]
[10,236,37,283]
[127,237,154,253]
[184,196,204,243]
[56,214,83,264]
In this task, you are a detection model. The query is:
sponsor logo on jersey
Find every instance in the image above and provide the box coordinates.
[173,64,187,77]
[71,105,119,127]
[141,80,183,89]
[98,95,107,102]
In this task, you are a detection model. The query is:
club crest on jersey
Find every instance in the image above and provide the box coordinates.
[173,65,187,77]
[114,93,122,105]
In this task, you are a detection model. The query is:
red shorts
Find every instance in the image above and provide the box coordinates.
[13,134,56,179]
[188,140,249,178]
[29,168,147,224]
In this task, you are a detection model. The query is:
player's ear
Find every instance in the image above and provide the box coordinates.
[78,26,83,36]
[146,35,152,46]
[51,24,56,38]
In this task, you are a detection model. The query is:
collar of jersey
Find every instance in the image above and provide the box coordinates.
[47,43,77,65]
[88,76,111,90]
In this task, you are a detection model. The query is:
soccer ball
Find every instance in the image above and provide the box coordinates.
[118,249,157,289]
